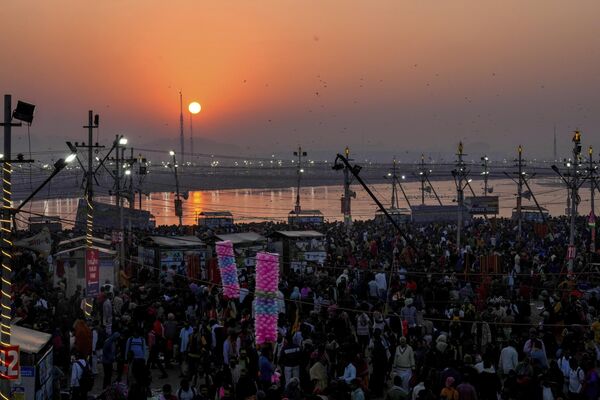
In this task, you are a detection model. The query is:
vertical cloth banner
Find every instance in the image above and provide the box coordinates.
[254,252,279,345]
[85,248,100,296]
[215,241,240,299]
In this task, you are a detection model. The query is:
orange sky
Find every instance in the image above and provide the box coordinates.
[2,1,600,158]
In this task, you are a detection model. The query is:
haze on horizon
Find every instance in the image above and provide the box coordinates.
[2,1,600,160]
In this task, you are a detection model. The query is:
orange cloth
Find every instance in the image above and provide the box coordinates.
[73,319,92,356]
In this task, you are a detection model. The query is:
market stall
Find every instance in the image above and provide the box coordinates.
[10,325,53,400]
[138,236,210,280]
[210,232,267,285]
[52,236,116,297]
[267,230,325,274]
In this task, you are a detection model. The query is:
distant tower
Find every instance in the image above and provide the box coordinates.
[553,124,557,162]
[179,91,185,164]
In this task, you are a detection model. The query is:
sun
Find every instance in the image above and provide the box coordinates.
[188,101,201,114]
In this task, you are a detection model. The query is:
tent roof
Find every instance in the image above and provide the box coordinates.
[11,325,51,353]
[216,232,266,245]
[58,236,111,247]
[144,236,204,248]
[54,245,117,257]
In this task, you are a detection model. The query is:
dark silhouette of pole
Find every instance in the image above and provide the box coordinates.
[517,146,524,239]
[453,142,468,251]
[0,95,19,355]
[179,91,185,164]
[293,146,306,213]
[171,151,183,226]
[333,153,412,245]
[590,146,597,253]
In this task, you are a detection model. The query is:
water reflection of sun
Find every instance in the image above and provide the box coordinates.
[192,191,204,221]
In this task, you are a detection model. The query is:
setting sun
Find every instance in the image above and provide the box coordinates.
[188,101,201,114]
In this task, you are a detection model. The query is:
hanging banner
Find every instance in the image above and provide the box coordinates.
[0,345,20,380]
[464,196,499,215]
[86,248,100,296]
[14,227,52,254]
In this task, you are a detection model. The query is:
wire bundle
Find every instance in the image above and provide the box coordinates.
[254,252,279,345]
[215,240,240,299]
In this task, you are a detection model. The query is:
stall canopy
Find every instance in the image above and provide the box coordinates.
[53,245,116,257]
[11,325,51,353]
[215,232,266,246]
[57,236,112,250]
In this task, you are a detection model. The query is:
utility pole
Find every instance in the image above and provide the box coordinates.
[419,154,426,205]
[415,154,443,206]
[342,146,355,226]
[0,96,35,397]
[569,131,582,271]
[128,148,134,237]
[0,96,19,353]
[111,135,128,277]
[170,151,183,226]
[79,110,101,317]
[517,146,524,239]
[481,155,490,196]
[179,91,185,165]
[553,125,557,162]
[551,130,583,272]
[0,94,16,400]
[589,146,597,253]
[452,142,469,252]
[387,159,411,209]
[119,143,125,277]
[390,157,398,209]
[137,154,148,210]
[293,146,307,213]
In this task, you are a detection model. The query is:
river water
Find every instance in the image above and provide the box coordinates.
[16,177,591,228]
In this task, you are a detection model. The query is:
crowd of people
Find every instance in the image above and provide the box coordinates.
[11,215,600,400]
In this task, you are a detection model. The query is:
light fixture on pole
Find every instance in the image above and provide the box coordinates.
[15,150,76,213]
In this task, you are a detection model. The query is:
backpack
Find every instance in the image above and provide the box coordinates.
[76,360,94,392]
[359,314,368,327]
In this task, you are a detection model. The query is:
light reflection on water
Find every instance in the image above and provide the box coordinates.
[17,179,581,228]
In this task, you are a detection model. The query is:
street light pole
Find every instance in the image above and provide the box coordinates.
[171,151,183,226]
[293,146,306,213]
[0,95,19,355]
[590,146,597,254]
[553,131,583,272]
[453,142,468,251]
[481,155,489,196]
[342,146,353,227]
[517,146,524,239]
[569,131,582,271]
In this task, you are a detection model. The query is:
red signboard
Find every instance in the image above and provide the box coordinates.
[86,248,100,296]
[0,345,19,380]
[567,245,576,260]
